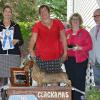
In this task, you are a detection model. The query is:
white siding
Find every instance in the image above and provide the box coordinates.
[67,0,100,30]
[67,0,74,20]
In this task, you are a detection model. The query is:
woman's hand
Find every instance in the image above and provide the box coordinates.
[12,39,19,45]
[73,44,82,51]
[61,51,68,62]
[28,48,36,58]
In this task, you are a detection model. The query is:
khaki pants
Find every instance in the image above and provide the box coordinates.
[93,61,100,88]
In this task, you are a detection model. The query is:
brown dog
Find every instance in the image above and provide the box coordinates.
[23,60,70,86]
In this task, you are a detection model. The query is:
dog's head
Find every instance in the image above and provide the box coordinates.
[21,54,34,71]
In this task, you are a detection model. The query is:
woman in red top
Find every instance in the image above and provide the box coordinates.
[28,5,67,73]
[64,13,92,100]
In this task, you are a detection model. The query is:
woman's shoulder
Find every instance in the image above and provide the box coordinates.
[10,21,19,27]
[33,20,41,27]
[79,28,91,38]
[53,18,61,22]
[79,28,89,33]
[52,19,64,29]
[34,20,41,24]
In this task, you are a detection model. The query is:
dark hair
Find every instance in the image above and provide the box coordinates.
[3,5,12,13]
[39,5,50,14]
[69,13,83,28]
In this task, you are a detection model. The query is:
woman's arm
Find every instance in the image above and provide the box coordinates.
[60,29,67,61]
[28,32,38,57]
[13,24,23,46]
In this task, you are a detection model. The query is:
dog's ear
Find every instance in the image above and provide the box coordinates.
[23,60,34,71]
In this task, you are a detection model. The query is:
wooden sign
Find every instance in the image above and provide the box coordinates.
[7,85,71,100]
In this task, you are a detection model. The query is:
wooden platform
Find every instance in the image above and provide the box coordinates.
[7,85,71,100]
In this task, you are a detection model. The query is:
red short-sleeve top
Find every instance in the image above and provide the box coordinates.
[32,19,64,60]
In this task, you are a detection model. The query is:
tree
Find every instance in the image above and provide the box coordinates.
[0,0,67,22]
[35,0,67,21]
[13,0,37,22]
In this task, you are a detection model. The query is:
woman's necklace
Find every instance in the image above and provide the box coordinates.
[42,19,52,28]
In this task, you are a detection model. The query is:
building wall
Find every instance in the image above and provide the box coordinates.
[67,0,74,21]
[67,0,100,30]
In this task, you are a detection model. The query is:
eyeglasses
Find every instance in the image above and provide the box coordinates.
[71,18,79,21]
[93,15,100,18]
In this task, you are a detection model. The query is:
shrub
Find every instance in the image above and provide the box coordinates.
[85,86,100,100]
[18,22,34,57]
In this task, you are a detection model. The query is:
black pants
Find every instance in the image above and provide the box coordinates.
[0,78,8,100]
[64,57,88,100]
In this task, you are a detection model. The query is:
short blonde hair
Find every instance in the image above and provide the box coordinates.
[69,13,83,28]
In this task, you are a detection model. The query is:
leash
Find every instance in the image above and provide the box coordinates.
[72,87,85,95]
